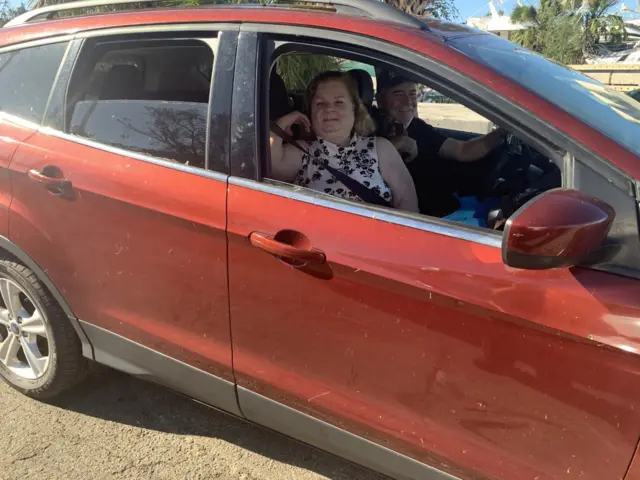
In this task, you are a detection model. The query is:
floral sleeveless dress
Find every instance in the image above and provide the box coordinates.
[294,135,392,204]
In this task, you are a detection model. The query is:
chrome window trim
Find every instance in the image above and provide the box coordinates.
[0,35,75,53]
[0,111,41,131]
[230,176,503,248]
[38,126,228,183]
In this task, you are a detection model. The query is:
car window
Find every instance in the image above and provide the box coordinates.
[67,40,213,169]
[265,45,563,231]
[69,100,207,167]
[0,41,68,124]
[449,34,640,155]
[417,87,492,135]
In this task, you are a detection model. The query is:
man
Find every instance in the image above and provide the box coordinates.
[373,69,507,216]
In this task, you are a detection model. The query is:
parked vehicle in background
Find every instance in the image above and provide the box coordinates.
[0,1,640,479]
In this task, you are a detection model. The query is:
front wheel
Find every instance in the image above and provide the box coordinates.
[0,260,86,399]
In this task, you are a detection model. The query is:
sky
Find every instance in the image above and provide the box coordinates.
[456,0,517,20]
[456,0,640,21]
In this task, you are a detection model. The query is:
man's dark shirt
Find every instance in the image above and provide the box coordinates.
[373,107,460,217]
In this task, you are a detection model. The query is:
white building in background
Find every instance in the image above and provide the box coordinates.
[466,0,529,41]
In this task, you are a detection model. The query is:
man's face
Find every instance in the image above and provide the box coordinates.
[379,82,419,128]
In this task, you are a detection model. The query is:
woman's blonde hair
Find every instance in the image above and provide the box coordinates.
[305,71,377,137]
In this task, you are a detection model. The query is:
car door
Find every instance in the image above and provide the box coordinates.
[8,29,241,415]
[0,41,71,241]
[226,28,640,480]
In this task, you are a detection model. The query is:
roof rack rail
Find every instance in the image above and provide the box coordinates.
[4,0,429,30]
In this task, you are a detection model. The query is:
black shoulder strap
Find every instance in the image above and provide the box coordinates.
[270,122,392,208]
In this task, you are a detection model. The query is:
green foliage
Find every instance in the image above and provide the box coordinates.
[540,14,585,64]
[384,0,458,20]
[510,0,627,64]
[276,54,343,91]
[0,0,26,25]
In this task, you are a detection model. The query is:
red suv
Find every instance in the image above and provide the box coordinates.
[1,1,640,479]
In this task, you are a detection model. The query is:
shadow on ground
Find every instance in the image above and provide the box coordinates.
[47,366,387,480]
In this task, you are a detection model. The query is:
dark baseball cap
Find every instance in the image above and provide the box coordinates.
[376,68,414,92]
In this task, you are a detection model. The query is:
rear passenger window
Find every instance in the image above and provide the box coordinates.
[0,42,68,124]
[67,39,214,170]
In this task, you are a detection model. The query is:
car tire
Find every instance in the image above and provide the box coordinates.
[0,259,87,399]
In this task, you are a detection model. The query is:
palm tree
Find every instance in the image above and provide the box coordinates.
[583,0,627,45]
[510,0,626,63]
[510,4,540,49]
[384,0,458,19]
[0,0,26,25]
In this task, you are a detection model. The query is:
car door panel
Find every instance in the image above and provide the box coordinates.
[228,181,640,480]
[0,117,37,238]
[9,132,234,382]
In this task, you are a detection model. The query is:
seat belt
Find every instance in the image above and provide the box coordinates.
[270,122,392,209]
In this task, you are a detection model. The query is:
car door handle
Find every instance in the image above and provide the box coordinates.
[249,232,326,264]
[28,169,72,188]
[27,168,75,199]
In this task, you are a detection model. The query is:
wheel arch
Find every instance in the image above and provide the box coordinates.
[0,235,94,359]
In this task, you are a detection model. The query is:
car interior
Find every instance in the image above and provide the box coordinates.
[267,52,563,232]
[81,43,212,103]
[65,41,213,168]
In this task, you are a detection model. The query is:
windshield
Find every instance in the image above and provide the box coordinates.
[449,34,640,155]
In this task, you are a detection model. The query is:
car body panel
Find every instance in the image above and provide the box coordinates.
[0,116,38,238]
[8,131,234,383]
[626,441,640,480]
[227,180,640,480]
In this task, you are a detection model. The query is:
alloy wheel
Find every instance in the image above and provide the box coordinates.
[0,277,50,380]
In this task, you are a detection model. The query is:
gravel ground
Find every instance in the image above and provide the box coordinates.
[0,366,387,480]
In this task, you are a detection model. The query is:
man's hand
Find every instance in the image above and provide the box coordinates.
[390,135,418,163]
[439,127,509,163]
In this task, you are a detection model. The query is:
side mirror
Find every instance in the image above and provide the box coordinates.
[503,188,615,270]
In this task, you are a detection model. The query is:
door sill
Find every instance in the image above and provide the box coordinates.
[238,386,461,480]
[79,320,242,417]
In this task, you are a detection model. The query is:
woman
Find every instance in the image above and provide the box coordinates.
[270,71,419,213]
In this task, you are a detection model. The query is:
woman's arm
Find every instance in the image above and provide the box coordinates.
[270,134,303,182]
[269,111,310,182]
[376,137,419,213]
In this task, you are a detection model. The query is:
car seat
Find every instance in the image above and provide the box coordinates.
[270,70,294,121]
[347,69,374,109]
[100,65,144,100]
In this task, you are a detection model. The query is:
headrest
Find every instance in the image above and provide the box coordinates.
[347,69,374,107]
[100,65,143,100]
[269,70,293,121]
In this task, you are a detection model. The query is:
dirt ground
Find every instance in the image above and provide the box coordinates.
[0,366,387,480]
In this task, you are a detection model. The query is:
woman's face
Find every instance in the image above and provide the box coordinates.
[310,79,355,143]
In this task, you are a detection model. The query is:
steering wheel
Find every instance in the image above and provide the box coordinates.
[477,133,532,199]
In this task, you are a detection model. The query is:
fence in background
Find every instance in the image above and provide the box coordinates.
[569,64,640,92]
